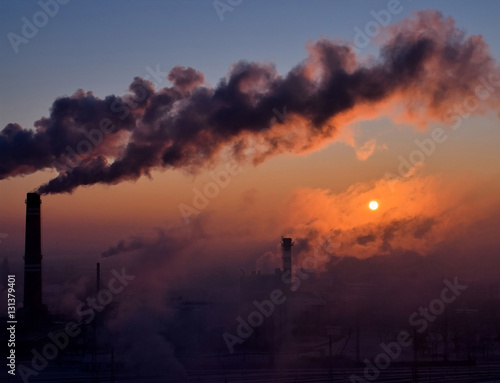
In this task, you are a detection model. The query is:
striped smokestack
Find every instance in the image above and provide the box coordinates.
[23,192,43,314]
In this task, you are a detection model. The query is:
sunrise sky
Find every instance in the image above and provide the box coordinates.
[1,0,500,287]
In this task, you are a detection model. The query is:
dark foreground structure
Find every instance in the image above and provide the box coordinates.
[20,193,47,323]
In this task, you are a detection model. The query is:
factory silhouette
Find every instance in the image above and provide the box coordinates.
[2,192,500,382]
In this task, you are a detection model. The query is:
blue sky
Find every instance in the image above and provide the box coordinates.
[2,0,500,130]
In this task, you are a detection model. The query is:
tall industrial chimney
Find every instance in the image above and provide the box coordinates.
[23,192,43,315]
[281,237,293,275]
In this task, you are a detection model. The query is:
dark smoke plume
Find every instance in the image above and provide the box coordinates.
[1,11,499,194]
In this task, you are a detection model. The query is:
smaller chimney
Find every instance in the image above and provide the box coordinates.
[281,237,293,275]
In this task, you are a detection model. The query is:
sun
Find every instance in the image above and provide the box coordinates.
[369,201,379,210]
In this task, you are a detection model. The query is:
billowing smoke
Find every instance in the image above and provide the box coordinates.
[1,10,499,194]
